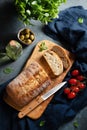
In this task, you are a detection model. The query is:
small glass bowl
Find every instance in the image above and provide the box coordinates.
[17,28,35,45]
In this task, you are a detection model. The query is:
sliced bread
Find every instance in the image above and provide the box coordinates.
[43,50,63,76]
[51,46,70,69]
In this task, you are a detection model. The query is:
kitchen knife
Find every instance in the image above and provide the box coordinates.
[18,81,67,118]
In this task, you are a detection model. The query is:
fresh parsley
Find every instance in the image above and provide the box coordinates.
[14,0,67,25]
[39,42,48,52]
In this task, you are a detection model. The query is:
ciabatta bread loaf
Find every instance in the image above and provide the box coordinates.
[52,46,70,69]
[6,61,51,107]
[43,50,63,76]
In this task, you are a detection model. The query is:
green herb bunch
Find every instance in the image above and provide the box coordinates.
[14,0,66,25]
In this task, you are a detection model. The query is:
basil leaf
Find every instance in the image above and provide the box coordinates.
[3,67,13,74]
[39,42,48,52]
[78,17,83,24]
[0,53,11,65]
[39,120,45,127]
[73,121,79,128]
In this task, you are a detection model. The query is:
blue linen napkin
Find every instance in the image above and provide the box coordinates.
[1,6,87,130]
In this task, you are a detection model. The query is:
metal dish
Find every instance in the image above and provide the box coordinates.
[17,28,35,45]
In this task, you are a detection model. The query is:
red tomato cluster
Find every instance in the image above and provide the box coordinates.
[64,69,86,99]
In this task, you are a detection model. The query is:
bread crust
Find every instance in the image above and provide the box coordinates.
[6,61,51,107]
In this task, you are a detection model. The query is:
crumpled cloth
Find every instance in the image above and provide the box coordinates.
[0,6,87,130]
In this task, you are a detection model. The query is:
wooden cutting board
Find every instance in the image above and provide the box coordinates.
[4,40,75,119]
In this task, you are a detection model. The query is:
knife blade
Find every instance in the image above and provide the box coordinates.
[18,81,67,118]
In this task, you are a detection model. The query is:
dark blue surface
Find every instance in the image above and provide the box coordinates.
[1,5,87,130]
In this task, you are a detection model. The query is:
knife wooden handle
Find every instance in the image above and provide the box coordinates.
[18,97,44,119]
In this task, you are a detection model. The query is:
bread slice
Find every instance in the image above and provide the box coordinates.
[52,46,70,69]
[6,61,51,107]
[43,50,63,76]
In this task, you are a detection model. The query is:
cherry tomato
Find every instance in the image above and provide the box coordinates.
[71,69,80,76]
[64,87,70,94]
[67,91,76,99]
[70,86,80,93]
[68,78,77,85]
[77,82,85,89]
[76,75,84,81]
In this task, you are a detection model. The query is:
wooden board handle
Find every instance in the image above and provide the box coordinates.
[18,97,44,118]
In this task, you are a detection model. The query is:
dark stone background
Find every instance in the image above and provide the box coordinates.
[0,1,87,130]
